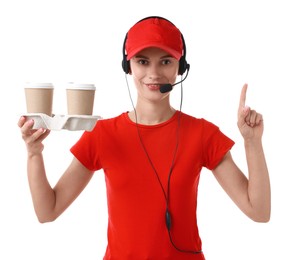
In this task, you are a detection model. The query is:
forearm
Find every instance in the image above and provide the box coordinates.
[245,139,271,222]
[27,153,56,223]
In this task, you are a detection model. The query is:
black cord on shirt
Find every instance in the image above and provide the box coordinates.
[125,74,203,255]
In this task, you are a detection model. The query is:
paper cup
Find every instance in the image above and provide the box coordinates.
[24,83,54,116]
[66,83,96,115]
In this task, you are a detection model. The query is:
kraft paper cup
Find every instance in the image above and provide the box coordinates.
[24,83,54,116]
[66,83,96,115]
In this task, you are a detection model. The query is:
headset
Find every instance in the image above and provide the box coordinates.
[123,16,202,255]
[121,16,190,76]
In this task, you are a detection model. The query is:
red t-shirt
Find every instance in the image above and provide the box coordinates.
[70,111,234,260]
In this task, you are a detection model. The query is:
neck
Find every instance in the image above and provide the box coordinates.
[129,99,176,125]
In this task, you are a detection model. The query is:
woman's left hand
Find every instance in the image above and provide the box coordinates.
[237,84,264,141]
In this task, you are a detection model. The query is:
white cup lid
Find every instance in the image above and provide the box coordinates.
[67,83,96,90]
[25,82,54,89]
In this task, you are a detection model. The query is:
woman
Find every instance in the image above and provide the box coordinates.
[18,16,271,259]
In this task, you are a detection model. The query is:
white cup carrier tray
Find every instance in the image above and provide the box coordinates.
[24,113,102,131]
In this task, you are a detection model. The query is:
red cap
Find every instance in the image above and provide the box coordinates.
[125,17,183,61]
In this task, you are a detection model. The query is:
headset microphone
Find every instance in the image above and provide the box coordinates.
[159,64,190,93]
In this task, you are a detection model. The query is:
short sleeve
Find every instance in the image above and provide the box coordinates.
[70,122,102,171]
[202,119,235,170]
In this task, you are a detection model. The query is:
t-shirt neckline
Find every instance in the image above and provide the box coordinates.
[123,110,180,128]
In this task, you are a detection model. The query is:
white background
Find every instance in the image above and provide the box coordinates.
[1,0,290,259]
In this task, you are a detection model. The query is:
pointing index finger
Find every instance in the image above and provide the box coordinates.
[239,83,248,110]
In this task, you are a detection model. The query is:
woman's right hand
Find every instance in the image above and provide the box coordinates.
[18,116,50,156]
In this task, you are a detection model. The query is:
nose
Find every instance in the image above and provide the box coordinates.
[147,63,162,80]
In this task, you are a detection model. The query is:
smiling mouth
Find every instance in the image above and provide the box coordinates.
[146,83,163,91]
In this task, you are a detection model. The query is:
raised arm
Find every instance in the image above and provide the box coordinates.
[212,84,271,222]
[18,116,93,223]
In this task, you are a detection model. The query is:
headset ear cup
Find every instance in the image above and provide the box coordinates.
[178,56,188,75]
[122,55,130,74]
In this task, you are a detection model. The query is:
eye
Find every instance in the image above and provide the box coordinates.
[161,59,172,65]
[137,59,149,65]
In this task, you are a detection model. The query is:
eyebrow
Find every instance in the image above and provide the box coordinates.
[134,54,174,59]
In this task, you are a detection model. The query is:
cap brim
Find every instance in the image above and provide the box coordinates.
[127,43,181,61]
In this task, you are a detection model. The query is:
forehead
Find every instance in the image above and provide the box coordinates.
[134,47,174,58]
